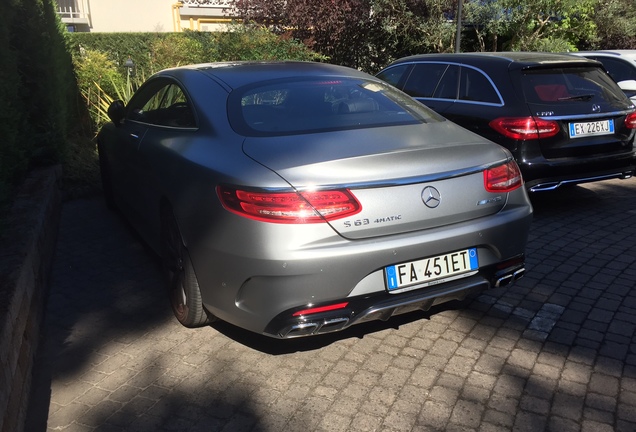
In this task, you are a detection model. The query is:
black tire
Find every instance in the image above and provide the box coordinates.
[97,142,116,210]
[161,208,212,328]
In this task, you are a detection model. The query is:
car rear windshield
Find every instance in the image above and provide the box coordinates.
[228,77,443,136]
[521,66,627,105]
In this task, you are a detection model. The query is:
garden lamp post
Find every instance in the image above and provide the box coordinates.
[124,57,135,99]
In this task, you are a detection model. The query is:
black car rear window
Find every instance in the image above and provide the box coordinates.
[521,66,627,105]
[228,77,443,136]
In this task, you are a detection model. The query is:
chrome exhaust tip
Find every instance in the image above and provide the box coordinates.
[513,267,525,281]
[495,266,525,288]
[495,274,513,288]
[279,317,349,338]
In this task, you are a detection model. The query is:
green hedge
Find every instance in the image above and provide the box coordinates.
[69,27,325,82]
[69,27,325,132]
[0,0,83,206]
[0,1,26,204]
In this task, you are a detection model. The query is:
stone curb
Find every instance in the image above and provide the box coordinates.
[0,166,62,432]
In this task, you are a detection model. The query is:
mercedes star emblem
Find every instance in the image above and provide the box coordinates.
[421,186,441,208]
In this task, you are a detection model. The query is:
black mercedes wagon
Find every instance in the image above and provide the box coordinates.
[377,52,636,191]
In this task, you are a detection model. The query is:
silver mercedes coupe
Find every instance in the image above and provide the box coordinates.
[97,61,533,338]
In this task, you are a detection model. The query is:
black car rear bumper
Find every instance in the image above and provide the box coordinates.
[521,157,635,192]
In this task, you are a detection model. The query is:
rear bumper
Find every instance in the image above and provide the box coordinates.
[526,167,633,192]
[520,155,635,192]
[263,257,525,338]
[198,202,532,336]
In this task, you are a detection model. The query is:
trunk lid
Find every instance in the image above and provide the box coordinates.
[243,122,512,239]
[519,65,635,159]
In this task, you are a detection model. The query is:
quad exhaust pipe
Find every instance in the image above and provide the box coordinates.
[495,267,526,288]
[280,317,350,338]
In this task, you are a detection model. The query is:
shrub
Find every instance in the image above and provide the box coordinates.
[149,32,208,71]
[70,27,324,132]
[214,25,327,61]
[74,49,128,130]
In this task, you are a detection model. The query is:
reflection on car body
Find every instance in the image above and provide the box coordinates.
[97,61,532,338]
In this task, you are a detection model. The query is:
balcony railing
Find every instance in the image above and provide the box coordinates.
[180,0,233,6]
[57,0,90,25]
[176,0,236,30]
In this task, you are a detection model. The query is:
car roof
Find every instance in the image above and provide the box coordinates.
[388,51,600,70]
[157,61,372,89]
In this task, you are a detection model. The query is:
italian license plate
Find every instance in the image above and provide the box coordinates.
[568,119,614,138]
[385,248,479,293]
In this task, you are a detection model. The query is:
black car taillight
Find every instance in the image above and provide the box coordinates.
[484,160,523,193]
[489,116,560,140]
[625,112,636,129]
[217,186,362,224]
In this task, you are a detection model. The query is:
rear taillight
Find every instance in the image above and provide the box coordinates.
[484,160,523,193]
[489,116,560,140]
[625,112,636,129]
[217,186,361,223]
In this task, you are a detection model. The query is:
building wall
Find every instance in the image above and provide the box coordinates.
[61,0,235,32]
[88,0,176,32]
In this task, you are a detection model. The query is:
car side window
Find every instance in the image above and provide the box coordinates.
[432,64,460,99]
[459,67,500,104]
[593,57,635,83]
[376,64,411,89]
[127,81,196,128]
[402,63,450,98]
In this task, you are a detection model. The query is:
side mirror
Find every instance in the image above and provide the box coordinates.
[107,100,126,125]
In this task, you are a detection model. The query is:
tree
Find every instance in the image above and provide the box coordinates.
[463,0,597,52]
[232,0,460,71]
[233,0,373,69]
[232,0,629,71]
[463,0,508,51]
[369,0,458,65]
[587,0,636,49]
[290,0,372,68]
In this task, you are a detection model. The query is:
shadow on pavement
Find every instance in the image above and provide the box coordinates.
[26,178,636,431]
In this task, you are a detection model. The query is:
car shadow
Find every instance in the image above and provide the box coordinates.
[208,299,472,355]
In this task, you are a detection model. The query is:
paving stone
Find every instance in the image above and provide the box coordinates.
[548,415,580,432]
[551,392,584,421]
[520,394,551,415]
[482,408,514,428]
[512,411,547,432]
[589,373,620,397]
[493,374,525,398]
[417,399,452,429]
[561,361,593,384]
[583,406,615,424]
[448,399,484,429]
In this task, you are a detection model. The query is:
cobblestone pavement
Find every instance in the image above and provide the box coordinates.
[27,178,636,432]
